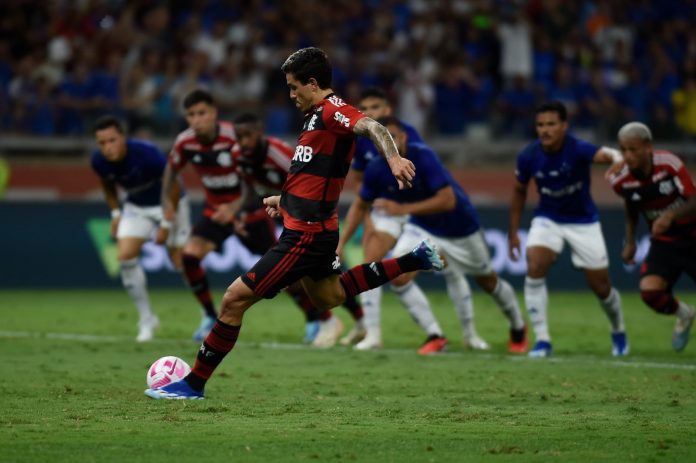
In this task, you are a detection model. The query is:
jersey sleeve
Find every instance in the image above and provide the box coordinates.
[575,138,600,164]
[322,100,365,136]
[417,148,450,192]
[673,160,696,197]
[359,164,380,202]
[90,151,107,178]
[168,136,188,171]
[351,138,373,172]
[515,147,531,184]
[143,143,168,177]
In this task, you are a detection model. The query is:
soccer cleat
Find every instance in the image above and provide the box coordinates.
[417,334,448,355]
[339,321,367,346]
[672,305,695,352]
[528,340,552,358]
[508,326,528,354]
[136,314,159,342]
[192,315,216,342]
[354,333,383,351]
[411,239,445,271]
[303,320,320,343]
[463,334,490,350]
[312,316,344,348]
[145,379,204,400]
[611,331,630,357]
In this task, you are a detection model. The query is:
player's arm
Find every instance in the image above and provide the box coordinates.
[593,146,624,179]
[99,177,121,239]
[373,185,456,216]
[337,196,370,257]
[353,117,415,189]
[160,163,179,221]
[652,194,696,237]
[621,201,641,264]
[508,180,528,261]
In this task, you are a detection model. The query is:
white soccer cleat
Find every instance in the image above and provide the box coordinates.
[339,321,367,346]
[136,314,159,342]
[312,316,344,348]
[354,333,383,351]
[673,304,695,352]
[463,334,490,350]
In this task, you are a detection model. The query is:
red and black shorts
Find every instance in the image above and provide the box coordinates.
[641,238,696,287]
[241,228,342,298]
[192,211,277,255]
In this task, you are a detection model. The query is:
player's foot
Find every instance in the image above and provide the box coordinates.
[463,334,490,350]
[411,239,445,271]
[339,321,367,346]
[354,333,383,351]
[528,340,552,358]
[672,304,695,352]
[303,321,320,343]
[312,316,344,348]
[418,334,448,355]
[611,331,630,357]
[136,314,159,342]
[192,315,216,343]
[508,326,528,354]
[144,379,204,400]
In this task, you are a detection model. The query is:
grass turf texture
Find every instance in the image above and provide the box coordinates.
[1,289,695,462]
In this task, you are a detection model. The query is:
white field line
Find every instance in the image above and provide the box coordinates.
[0,330,695,371]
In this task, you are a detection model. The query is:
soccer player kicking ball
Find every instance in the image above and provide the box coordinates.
[145,47,443,400]
[610,122,696,352]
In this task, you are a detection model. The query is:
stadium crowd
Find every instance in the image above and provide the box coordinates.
[1,0,695,140]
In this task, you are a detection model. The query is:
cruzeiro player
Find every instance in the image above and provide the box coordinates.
[611,122,696,352]
[508,101,628,358]
[232,112,365,347]
[340,116,528,354]
[146,47,443,399]
[91,115,190,342]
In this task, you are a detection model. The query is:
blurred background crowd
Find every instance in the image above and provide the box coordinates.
[1,0,696,141]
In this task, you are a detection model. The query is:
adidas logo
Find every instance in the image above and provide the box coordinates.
[369,262,380,276]
[247,272,256,282]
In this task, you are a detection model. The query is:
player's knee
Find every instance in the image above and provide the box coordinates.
[474,273,498,293]
[182,253,200,270]
[640,289,678,315]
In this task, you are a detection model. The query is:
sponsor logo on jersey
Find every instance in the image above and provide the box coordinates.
[327,95,346,107]
[332,256,341,270]
[659,180,674,195]
[217,151,233,167]
[293,145,313,162]
[201,173,240,188]
[334,111,350,128]
[306,113,318,131]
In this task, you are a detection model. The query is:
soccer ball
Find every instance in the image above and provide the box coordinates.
[146,356,191,389]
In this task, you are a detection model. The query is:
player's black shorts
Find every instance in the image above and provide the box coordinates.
[192,214,277,254]
[241,228,341,298]
[641,238,696,287]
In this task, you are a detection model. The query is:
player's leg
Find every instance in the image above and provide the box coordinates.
[567,222,627,356]
[164,194,192,271]
[638,239,694,352]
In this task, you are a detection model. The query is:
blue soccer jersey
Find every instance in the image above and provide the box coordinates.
[351,120,423,172]
[360,141,480,237]
[515,134,599,223]
[91,139,172,206]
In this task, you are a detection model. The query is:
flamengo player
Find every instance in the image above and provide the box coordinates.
[611,122,696,351]
[146,47,443,400]
[232,112,365,347]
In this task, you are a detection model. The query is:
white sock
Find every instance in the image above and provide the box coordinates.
[599,287,625,333]
[525,276,550,342]
[676,300,694,319]
[120,258,154,323]
[360,287,382,339]
[492,278,525,330]
[392,280,443,337]
[443,270,476,338]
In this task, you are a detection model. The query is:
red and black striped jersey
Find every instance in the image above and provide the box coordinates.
[611,150,696,241]
[169,121,240,217]
[280,94,365,232]
[234,136,293,196]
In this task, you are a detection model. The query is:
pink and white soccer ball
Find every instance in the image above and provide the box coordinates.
[146,356,191,389]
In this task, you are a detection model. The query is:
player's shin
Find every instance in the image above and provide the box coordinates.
[185,320,241,391]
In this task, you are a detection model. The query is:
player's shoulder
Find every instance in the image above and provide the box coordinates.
[518,140,541,159]
[218,120,237,140]
[173,127,197,147]
[409,141,439,164]
[567,134,598,154]
[90,149,106,169]
[609,165,635,189]
[128,138,161,155]
[653,149,684,172]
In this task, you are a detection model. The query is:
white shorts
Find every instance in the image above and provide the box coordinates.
[370,209,409,240]
[117,196,191,247]
[525,216,609,269]
[392,223,493,276]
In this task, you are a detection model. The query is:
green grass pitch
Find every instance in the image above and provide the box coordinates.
[1,289,696,462]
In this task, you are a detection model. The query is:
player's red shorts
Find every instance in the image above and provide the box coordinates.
[192,210,277,255]
[641,238,696,287]
[241,229,342,298]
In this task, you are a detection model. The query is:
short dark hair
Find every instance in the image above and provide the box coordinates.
[233,113,261,125]
[359,87,388,101]
[280,47,332,88]
[93,115,124,133]
[183,89,215,109]
[535,101,567,121]
[376,116,404,131]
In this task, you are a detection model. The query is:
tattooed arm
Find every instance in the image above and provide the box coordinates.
[353,117,415,189]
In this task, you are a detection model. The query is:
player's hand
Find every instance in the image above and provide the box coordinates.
[621,241,636,265]
[233,211,249,238]
[604,161,625,180]
[211,203,236,224]
[373,198,404,216]
[387,156,415,189]
[264,195,282,218]
[110,217,120,239]
[508,232,521,261]
[155,227,169,245]
[652,210,675,237]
